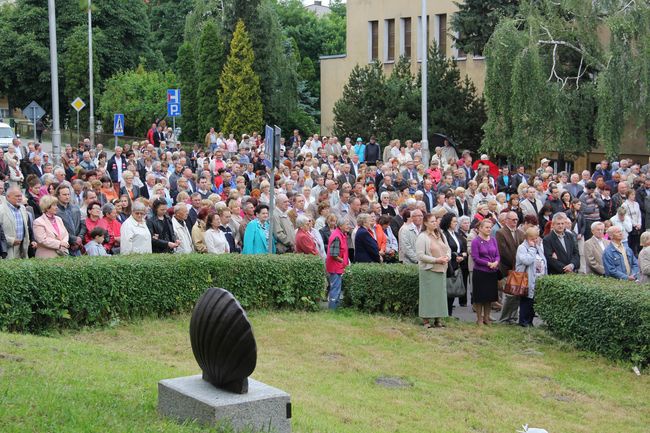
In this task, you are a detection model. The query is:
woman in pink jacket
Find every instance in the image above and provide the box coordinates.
[33,195,70,258]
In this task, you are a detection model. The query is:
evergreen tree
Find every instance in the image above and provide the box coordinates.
[196,20,225,137]
[148,0,194,66]
[450,0,520,56]
[176,42,199,141]
[218,20,263,137]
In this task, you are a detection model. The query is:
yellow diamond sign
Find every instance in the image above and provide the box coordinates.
[71,97,86,112]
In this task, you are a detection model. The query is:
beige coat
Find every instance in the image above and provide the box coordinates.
[415,231,451,273]
[583,237,609,275]
[0,201,30,259]
[33,214,69,258]
[273,210,296,253]
[639,247,650,283]
[399,223,420,264]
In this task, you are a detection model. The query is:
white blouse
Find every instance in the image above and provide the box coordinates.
[205,228,230,254]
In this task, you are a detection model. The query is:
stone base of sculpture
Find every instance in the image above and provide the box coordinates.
[158,375,291,433]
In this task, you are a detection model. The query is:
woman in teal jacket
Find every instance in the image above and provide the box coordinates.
[243,204,276,254]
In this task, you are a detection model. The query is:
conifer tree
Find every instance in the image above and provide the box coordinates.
[176,42,199,141]
[218,20,263,137]
[197,20,225,137]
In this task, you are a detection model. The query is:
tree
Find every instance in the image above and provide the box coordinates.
[450,0,520,56]
[176,42,199,141]
[482,0,650,161]
[219,20,263,137]
[196,20,225,136]
[147,0,194,66]
[98,66,177,137]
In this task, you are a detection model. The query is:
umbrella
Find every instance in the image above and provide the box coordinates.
[430,133,458,149]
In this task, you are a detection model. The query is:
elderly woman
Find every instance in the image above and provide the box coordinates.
[295,215,319,255]
[33,195,70,258]
[243,204,274,254]
[83,201,103,245]
[97,203,121,254]
[638,231,650,283]
[120,201,152,254]
[515,227,547,327]
[354,213,381,263]
[205,212,230,254]
[471,219,500,326]
[416,213,451,328]
[191,207,210,253]
[119,170,140,201]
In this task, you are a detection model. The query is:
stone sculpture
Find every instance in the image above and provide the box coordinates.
[189,288,257,394]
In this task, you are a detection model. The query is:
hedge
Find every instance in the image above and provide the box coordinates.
[536,274,650,365]
[343,263,419,315]
[0,254,325,333]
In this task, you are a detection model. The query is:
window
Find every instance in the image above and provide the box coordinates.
[456,31,466,59]
[369,21,379,62]
[436,14,447,57]
[401,17,412,58]
[385,19,395,62]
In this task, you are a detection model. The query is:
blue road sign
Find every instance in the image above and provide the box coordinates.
[113,114,125,137]
[167,89,181,117]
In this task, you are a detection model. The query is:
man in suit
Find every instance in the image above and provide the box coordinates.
[273,194,296,254]
[512,165,529,193]
[421,179,435,213]
[583,221,608,275]
[455,187,471,217]
[0,187,31,259]
[401,160,418,182]
[520,187,543,218]
[186,193,202,233]
[30,154,44,178]
[398,209,422,264]
[336,163,356,188]
[496,211,526,323]
[460,154,475,186]
[543,213,580,275]
[140,173,157,200]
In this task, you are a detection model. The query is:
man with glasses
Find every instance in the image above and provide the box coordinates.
[496,211,526,324]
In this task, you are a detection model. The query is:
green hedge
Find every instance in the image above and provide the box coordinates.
[0,254,325,333]
[536,274,650,365]
[343,263,419,315]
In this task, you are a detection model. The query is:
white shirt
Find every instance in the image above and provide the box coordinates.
[205,228,230,254]
[120,216,152,254]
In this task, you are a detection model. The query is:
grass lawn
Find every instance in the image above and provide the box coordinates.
[1,310,648,433]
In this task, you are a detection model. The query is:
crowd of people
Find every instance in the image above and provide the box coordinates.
[0,127,648,327]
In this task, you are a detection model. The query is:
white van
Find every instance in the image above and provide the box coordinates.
[0,122,16,151]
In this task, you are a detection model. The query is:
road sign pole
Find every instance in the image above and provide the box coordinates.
[77,111,80,144]
[32,107,37,142]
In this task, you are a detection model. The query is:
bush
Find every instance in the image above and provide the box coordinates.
[343,263,419,315]
[536,274,650,365]
[0,254,325,333]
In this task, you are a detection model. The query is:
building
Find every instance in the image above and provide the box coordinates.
[320,0,647,172]
[320,0,485,137]
[305,0,331,17]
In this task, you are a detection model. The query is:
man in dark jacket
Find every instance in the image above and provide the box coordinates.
[543,213,580,275]
[56,184,85,256]
[364,136,381,166]
[107,146,127,183]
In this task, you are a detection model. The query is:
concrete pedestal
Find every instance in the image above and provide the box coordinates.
[158,375,291,433]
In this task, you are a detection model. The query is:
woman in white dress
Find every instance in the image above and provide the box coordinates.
[205,213,230,254]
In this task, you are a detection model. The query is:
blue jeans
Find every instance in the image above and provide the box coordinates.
[328,273,343,309]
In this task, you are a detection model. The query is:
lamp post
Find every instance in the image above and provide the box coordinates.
[47,0,61,166]
[88,0,95,148]
[421,0,429,165]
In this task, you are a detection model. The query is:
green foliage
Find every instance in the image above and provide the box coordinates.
[0,254,325,333]
[536,274,650,365]
[176,42,199,141]
[343,264,419,315]
[147,0,194,66]
[219,20,263,137]
[450,0,520,56]
[98,66,177,137]
[197,20,226,136]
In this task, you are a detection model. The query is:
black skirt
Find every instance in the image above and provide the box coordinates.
[472,269,499,304]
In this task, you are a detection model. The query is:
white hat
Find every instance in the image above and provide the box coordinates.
[541,158,550,164]
[480,154,489,160]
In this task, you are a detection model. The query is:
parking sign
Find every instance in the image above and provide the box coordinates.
[167,89,181,117]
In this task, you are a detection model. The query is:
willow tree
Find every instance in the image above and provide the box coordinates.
[482,0,650,162]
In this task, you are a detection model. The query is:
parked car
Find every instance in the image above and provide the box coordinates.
[0,122,16,151]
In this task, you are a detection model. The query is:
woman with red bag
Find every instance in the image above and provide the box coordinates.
[515,227,547,327]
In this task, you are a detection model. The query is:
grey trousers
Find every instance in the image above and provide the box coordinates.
[499,293,520,323]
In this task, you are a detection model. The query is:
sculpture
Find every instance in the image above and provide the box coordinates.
[189,288,257,394]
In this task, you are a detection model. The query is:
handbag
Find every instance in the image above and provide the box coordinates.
[446,269,466,298]
[504,270,529,297]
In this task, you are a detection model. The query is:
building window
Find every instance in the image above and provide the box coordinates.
[401,17,412,59]
[456,31,466,59]
[436,14,447,57]
[369,21,379,62]
[385,19,395,62]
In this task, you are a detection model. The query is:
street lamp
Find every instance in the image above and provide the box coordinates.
[421,0,429,165]
[47,0,61,166]
[88,0,95,148]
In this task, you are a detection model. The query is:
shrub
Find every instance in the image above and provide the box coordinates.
[536,274,650,365]
[0,254,325,333]
[343,263,419,315]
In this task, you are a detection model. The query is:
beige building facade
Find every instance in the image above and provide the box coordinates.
[320,0,485,136]
[320,0,647,171]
